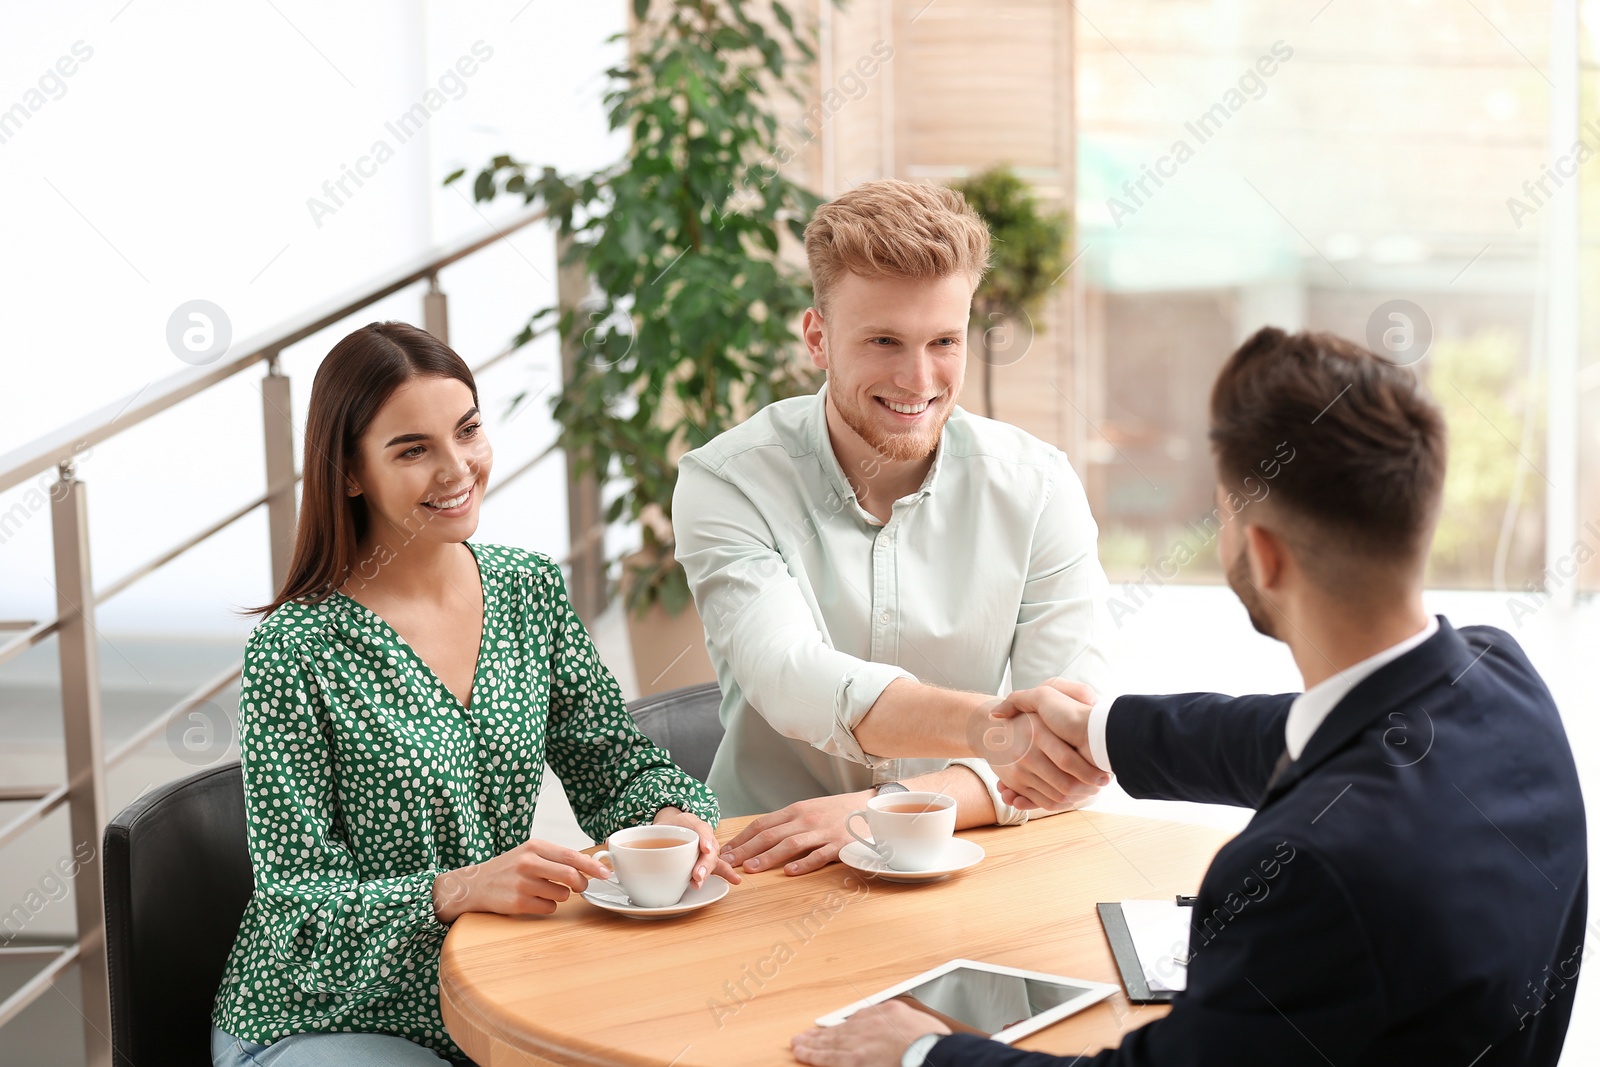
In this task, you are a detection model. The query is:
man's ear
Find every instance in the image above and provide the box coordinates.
[801,307,828,371]
[1243,522,1286,591]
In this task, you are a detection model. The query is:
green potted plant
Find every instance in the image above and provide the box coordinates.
[952,166,1072,419]
[448,0,823,692]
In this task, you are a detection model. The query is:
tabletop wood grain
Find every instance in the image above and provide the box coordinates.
[439,810,1232,1067]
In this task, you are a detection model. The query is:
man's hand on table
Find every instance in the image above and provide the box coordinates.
[791,999,951,1066]
[985,679,1109,811]
[720,791,870,876]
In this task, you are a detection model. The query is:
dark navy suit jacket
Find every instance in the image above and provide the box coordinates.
[930,619,1587,1066]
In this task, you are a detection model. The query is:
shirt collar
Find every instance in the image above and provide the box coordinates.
[1284,614,1440,760]
[809,382,948,523]
[917,426,947,497]
[810,383,863,518]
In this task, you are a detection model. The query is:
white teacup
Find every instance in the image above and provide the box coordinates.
[594,824,699,908]
[846,791,957,872]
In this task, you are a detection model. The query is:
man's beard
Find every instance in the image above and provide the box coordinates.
[1226,542,1279,639]
[833,389,950,464]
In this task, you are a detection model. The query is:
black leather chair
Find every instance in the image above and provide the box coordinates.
[103,761,253,1067]
[627,681,726,784]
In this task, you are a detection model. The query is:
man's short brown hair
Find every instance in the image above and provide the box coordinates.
[802,179,991,313]
[1210,327,1448,579]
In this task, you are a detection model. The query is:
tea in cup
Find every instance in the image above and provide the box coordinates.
[594,824,699,908]
[845,791,957,872]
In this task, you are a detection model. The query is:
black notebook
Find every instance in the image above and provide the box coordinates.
[1097,901,1191,1004]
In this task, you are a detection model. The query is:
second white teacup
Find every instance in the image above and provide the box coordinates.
[594,824,699,908]
[846,791,957,872]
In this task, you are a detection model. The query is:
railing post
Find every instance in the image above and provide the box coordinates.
[50,460,112,1067]
[424,272,450,345]
[262,355,297,596]
[556,234,606,625]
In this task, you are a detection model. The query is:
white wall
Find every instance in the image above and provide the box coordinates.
[0,0,628,635]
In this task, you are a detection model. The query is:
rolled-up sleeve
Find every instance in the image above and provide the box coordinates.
[947,756,1033,826]
[674,454,911,768]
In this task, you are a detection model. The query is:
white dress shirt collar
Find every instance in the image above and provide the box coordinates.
[1284,615,1439,760]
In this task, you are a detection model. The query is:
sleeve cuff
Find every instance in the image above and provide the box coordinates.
[925,1032,999,1066]
[1088,696,1118,775]
[830,661,916,769]
[276,869,448,996]
[605,767,721,837]
[420,867,453,934]
[947,757,1031,826]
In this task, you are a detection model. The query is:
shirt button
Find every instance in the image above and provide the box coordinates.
[879,611,892,624]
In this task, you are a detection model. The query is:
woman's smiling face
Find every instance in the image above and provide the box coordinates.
[348,375,493,546]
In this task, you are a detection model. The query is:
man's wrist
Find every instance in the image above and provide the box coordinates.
[902,1032,943,1067]
[1087,697,1117,775]
[944,757,1022,826]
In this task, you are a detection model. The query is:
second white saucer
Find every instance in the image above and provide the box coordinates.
[838,838,985,883]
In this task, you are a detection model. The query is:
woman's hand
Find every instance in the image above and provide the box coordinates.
[432,839,613,924]
[652,806,744,888]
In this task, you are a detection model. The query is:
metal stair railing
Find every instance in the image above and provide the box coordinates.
[0,203,607,1067]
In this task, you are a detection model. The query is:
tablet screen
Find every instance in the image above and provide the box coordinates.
[885,966,1097,1036]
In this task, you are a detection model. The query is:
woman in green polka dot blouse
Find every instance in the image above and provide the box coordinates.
[210,322,739,1067]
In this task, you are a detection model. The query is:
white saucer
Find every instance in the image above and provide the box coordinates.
[838,838,985,883]
[581,874,730,919]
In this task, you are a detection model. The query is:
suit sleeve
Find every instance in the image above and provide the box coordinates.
[1103,692,1295,807]
[927,843,1387,1067]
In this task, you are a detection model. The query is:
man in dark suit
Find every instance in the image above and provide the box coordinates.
[790,327,1588,1066]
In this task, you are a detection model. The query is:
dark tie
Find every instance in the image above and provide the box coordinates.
[1265,749,1294,792]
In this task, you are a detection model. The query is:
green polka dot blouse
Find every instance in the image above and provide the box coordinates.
[210,543,719,1061]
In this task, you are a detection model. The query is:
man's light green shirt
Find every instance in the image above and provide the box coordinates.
[674,386,1110,821]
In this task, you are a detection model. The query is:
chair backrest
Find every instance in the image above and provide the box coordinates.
[103,762,253,1067]
[627,682,725,784]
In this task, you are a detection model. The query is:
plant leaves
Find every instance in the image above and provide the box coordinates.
[453,0,826,613]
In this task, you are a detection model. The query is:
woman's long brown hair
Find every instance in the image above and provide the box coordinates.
[247,321,479,617]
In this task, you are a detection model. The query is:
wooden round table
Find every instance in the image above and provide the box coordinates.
[440,810,1231,1066]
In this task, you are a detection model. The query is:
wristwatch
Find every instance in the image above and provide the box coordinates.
[902,1032,943,1067]
[873,781,909,797]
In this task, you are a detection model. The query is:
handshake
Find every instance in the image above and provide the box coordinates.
[973,680,1108,812]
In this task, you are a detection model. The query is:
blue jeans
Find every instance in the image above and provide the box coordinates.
[211,1024,476,1066]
